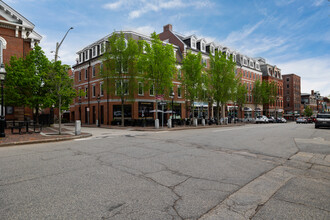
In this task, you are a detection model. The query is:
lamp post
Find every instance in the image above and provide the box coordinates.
[78,97,82,121]
[54,27,73,135]
[170,91,175,128]
[97,95,101,127]
[0,63,6,137]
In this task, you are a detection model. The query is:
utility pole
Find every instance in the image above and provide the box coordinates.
[54,27,73,134]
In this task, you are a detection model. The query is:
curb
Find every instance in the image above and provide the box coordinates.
[0,133,93,147]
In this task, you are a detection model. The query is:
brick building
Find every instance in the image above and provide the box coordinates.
[282,74,301,120]
[0,0,42,120]
[259,59,284,117]
[159,24,263,120]
[70,31,185,126]
[301,90,317,115]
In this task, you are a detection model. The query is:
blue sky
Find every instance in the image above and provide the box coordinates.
[6,0,330,96]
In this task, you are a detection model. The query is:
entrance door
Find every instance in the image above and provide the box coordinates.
[92,106,96,124]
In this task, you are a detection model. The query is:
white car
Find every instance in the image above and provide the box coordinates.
[255,115,269,124]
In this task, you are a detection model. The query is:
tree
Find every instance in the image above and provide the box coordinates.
[252,79,263,116]
[208,51,236,124]
[100,32,141,126]
[181,51,203,122]
[233,81,248,119]
[47,61,76,134]
[138,32,176,121]
[4,45,52,122]
[304,105,313,117]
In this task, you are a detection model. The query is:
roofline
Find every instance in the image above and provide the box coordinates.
[0,0,35,28]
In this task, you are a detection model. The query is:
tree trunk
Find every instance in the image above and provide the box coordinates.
[121,97,124,126]
[155,99,158,120]
[217,101,220,125]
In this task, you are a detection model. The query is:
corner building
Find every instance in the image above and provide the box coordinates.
[0,1,42,120]
[70,31,186,125]
[282,74,301,120]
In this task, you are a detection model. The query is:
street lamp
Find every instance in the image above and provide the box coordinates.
[0,63,6,137]
[170,91,175,128]
[97,95,101,127]
[54,27,73,135]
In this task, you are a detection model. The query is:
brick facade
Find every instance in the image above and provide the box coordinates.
[282,74,301,119]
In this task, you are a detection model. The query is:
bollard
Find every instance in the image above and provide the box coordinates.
[75,120,81,135]
[155,119,159,129]
[193,118,198,127]
[167,119,172,128]
[202,118,205,126]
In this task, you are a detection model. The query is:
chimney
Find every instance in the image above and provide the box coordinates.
[311,90,314,95]
[163,24,172,32]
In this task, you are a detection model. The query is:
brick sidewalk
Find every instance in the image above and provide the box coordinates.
[0,127,91,147]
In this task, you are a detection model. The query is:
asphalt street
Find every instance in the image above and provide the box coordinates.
[0,123,329,219]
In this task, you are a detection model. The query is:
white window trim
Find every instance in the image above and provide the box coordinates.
[92,84,96,97]
[92,65,96,78]
[191,37,196,49]
[138,82,144,96]
[177,86,182,98]
[92,46,97,58]
[85,69,88,80]
[84,86,88,99]
[149,84,154,96]
[100,82,104,96]
[201,40,206,52]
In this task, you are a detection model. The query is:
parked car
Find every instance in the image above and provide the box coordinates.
[255,115,269,124]
[306,117,314,123]
[315,113,330,128]
[268,116,275,123]
[296,117,307,124]
[276,117,287,123]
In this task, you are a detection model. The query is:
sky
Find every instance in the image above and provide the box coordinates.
[5,0,330,96]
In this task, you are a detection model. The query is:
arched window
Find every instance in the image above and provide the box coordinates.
[0,36,7,64]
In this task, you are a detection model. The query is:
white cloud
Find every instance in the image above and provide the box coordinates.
[103,0,212,19]
[124,25,156,36]
[276,56,330,96]
[312,0,325,6]
[103,1,124,10]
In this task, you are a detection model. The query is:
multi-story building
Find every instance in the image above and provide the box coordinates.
[159,24,263,119]
[301,90,317,115]
[282,74,301,120]
[0,0,42,120]
[259,59,284,117]
[70,31,185,126]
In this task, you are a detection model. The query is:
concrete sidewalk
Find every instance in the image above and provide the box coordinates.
[0,126,92,147]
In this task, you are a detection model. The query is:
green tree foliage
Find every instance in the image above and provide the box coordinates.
[138,32,176,120]
[181,51,203,121]
[304,105,313,117]
[233,80,248,118]
[48,61,76,134]
[4,45,52,121]
[100,32,141,126]
[208,51,236,124]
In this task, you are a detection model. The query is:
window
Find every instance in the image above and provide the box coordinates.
[92,46,96,57]
[149,84,154,96]
[92,85,96,97]
[100,42,105,54]
[85,69,88,79]
[243,58,248,66]
[178,86,182,98]
[287,84,289,88]
[202,58,207,67]
[100,82,104,96]
[79,53,82,63]
[85,87,88,98]
[286,78,289,82]
[85,50,89,61]
[116,81,129,96]
[0,37,6,64]
[243,71,245,77]
[138,82,143,95]
[78,71,81,81]
[78,87,82,98]
[201,41,205,52]
[178,69,182,79]
[92,66,96,77]
[255,63,260,70]
[191,38,196,49]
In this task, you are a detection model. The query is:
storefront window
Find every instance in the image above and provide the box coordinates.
[113,104,132,118]
[138,102,153,118]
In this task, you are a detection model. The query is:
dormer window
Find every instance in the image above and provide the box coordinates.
[201,41,205,52]
[100,42,106,54]
[232,54,236,62]
[85,50,89,61]
[249,60,254,68]
[210,46,214,54]
[191,38,196,49]
[243,58,248,66]
[92,46,96,58]
[79,53,82,63]
[255,62,260,70]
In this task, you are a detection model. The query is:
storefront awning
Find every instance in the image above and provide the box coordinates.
[244,107,252,112]
[255,108,261,111]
